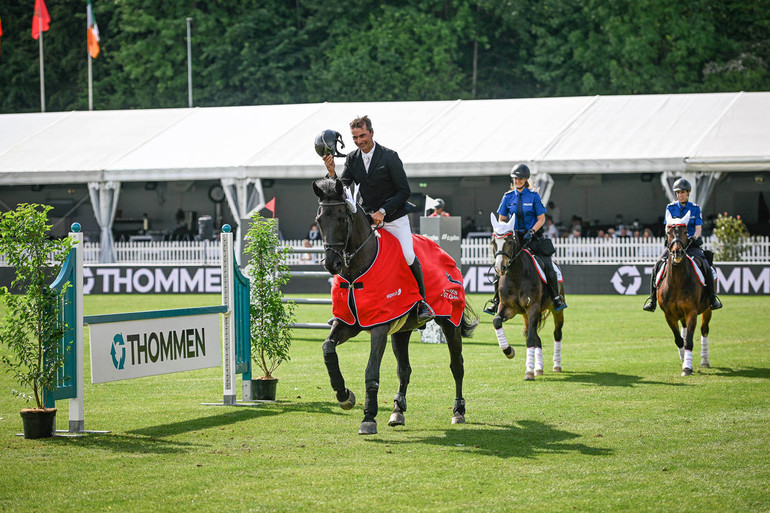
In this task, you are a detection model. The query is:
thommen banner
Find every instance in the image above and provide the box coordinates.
[2,263,768,295]
[89,312,221,383]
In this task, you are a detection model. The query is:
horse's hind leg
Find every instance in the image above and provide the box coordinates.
[700,309,712,368]
[552,309,564,372]
[681,311,698,376]
[388,331,411,427]
[439,318,466,424]
[322,322,360,410]
[360,325,390,435]
[524,306,542,381]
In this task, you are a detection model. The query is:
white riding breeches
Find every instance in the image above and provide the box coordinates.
[383,215,415,265]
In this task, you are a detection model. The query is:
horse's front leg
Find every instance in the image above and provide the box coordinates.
[322,321,361,409]
[525,304,542,381]
[360,325,390,435]
[664,311,685,366]
[492,305,516,359]
[388,330,411,427]
[681,311,698,376]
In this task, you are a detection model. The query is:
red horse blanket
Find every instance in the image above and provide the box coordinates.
[332,231,465,328]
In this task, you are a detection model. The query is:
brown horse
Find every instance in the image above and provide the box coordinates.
[489,214,565,381]
[313,177,479,434]
[657,212,712,376]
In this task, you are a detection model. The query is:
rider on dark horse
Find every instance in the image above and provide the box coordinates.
[483,163,568,314]
[643,178,723,312]
[320,115,435,326]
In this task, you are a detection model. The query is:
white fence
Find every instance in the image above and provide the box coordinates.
[2,236,770,266]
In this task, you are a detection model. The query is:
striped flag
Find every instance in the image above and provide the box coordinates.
[0,16,3,56]
[32,0,50,40]
[87,0,100,58]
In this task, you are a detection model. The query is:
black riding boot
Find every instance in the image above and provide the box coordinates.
[704,263,723,310]
[542,256,567,311]
[643,259,664,312]
[409,258,435,325]
[483,276,500,315]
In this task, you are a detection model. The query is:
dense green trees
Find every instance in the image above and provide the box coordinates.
[0,0,767,113]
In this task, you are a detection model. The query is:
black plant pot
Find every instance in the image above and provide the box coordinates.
[20,408,56,439]
[250,378,278,401]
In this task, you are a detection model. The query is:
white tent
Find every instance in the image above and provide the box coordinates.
[1,91,768,260]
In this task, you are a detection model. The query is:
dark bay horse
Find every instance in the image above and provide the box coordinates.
[657,211,713,376]
[312,177,478,434]
[489,214,565,381]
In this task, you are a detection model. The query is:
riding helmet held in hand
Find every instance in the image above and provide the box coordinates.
[510,163,531,182]
[314,129,347,158]
[673,178,692,192]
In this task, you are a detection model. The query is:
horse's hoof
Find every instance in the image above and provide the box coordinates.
[681,367,693,377]
[553,366,562,373]
[451,414,465,424]
[388,412,405,426]
[338,389,356,410]
[359,421,377,435]
[503,346,515,359]
[701,361,710,369]
[535,369,544,376]
[525,370,535,381]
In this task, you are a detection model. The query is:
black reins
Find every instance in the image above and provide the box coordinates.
[317,200,379,268]
[494,232,531,274]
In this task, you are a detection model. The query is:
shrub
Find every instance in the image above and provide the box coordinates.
[713,212,749,261]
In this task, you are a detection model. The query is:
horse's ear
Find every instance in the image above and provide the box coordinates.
[490,212,501,233]
[682,211,691,226]
[312,179,325,200]
[334,178,344,198]
[665,209,674,226]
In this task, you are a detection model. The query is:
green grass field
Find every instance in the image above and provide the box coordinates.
[0,294,768,512]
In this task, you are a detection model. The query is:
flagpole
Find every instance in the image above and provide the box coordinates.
[88,52,93,110]
[186,17,193,108]
[38,18,45,112]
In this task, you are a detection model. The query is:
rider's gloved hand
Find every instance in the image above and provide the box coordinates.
[523,229,535,242]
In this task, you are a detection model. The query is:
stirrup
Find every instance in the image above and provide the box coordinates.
[642,297,656,312]
[552,295,567,312]
[416,301,435,325]
[710,295,723,310]
[483,298,498,315]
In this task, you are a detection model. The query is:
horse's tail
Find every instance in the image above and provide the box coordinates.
[538,309,552,331]
[460,299,479,338]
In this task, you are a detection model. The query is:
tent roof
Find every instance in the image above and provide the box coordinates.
[0,92,768,185]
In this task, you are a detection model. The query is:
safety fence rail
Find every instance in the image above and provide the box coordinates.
[3,236,770,266]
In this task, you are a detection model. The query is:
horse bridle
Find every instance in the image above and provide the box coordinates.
[493,231,531,274]
[667,226,692,263]
[317,200,378,268]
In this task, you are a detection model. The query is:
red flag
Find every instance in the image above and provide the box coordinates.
[264,197,276,218]
[0,16,3,56]
[32,0,51,40]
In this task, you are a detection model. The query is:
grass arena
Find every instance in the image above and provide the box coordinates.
[0,292,767,512]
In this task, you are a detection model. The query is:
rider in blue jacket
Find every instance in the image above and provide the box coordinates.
[483,164,567,314]
[643,178,722,312]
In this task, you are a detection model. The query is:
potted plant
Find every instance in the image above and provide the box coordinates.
[243,212,295,401]
[0,204,75,438]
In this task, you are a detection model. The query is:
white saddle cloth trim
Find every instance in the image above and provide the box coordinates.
[523,249,563,284]
[656,256,706,287]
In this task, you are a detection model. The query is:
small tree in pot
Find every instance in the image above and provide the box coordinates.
[0,204,75,438]
[244,212,295,400]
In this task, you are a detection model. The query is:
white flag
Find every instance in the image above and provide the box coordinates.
[424,195,440,216]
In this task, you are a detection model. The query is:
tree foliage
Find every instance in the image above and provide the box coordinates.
[0,0,767,113]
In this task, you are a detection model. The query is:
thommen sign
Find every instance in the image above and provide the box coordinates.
[82,266,222,294]
[88,308,222,383]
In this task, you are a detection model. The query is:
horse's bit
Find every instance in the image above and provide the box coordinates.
[317,200,378,268]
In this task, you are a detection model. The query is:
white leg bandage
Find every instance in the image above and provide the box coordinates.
[526,347,535,371]
[701,336,709,364]
[678,346,685,362]
[495,328,510,350]
[534,347,544,372]
[553,341,562,367]
[683,349,693,370]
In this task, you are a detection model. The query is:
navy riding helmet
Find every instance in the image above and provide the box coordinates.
[510,163,531,183]
[673,178,692,192]
[314,129,347,158]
